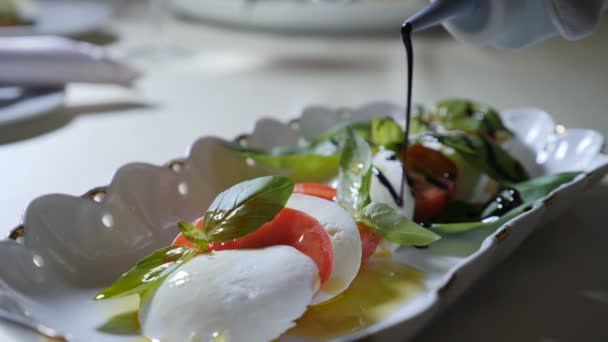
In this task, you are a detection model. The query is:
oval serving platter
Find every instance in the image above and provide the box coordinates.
[0,102,606,342]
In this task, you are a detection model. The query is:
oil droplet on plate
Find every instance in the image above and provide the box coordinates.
[178,182,189,196]
[32,254,44,267]
[288,259,425,339]
[245,158,256,167]
[211,330,229,342]
[102,213,114,228]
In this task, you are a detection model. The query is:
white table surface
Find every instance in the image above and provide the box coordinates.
[0,7,607,342]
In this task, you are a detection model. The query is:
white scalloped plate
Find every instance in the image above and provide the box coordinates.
[0,103,606,342]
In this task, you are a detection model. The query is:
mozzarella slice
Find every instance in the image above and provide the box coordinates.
[370,150,415,254]
[370,150,415,216]
[287,194,361,304]
[139,246,319,342]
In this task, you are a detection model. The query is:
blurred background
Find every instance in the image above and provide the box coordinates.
[0,0,607,341]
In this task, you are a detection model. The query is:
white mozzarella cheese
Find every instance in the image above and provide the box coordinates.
[139,246,319,342]
[370,150,415,254]
[370,150,415,217]
[287,194,361,304]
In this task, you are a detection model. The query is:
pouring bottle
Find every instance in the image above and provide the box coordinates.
[406,0,607,48]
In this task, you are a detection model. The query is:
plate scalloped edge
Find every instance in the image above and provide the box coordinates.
[0,101,607,342]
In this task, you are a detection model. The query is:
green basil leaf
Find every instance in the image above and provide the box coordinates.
[203,176,294,242]
[432,172,581,233]
[370,117,404,151]
[94,246,196,300]
[358,202,441,246]
[228,140,340,182]
[430,212,519,234]
[420,133,529,184]
[512,171,581,202]
[310,120,373,144]
[226,117,401,183]
[480,171,582,218]
[242,153,340,183]
[266,139,338,156]
[409,113,431,135]
[177,221,208,252]
[434,99,512,140]
[337,128,373,216]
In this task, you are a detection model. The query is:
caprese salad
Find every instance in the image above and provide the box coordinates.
[95,99,579,342]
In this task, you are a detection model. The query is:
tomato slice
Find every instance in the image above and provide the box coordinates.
[406,144,458,196]
[293,183,337,201]
[409,171,449,222]
[405,144,458,222]
[173,208,334,285]
[294,183,383,263]
[357,223,381,266]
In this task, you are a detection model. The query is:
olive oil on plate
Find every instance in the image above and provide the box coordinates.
[288,259,425,339]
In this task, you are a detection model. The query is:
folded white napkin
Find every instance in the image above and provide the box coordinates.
[0,36,141,86]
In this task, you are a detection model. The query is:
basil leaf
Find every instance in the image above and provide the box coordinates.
[431,212,519,234]
[420,133,529,184]
[228,140,340,182]
[242,153,340,183]
[94,246,196,300]
[337,128,373,216]
[371,117,404,151]
[266,139,338,156]
[512,171,581,202]
[310,120,373,144]
[480,171,582,218]
[432,172,581,233]
[358,202,441,246]
[203,176,293,242]
[227,117,401,183]
[313,117,404,152]
[409,114,430,135]
[434,99,512,140]
[177,221,208,252]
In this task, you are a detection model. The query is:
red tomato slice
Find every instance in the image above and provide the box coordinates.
[293,183,337,201]
[409,171,449,222]
[406,144,458,196]
[357,223,381,266]
[294,182,382,263]
[173,208,334,285]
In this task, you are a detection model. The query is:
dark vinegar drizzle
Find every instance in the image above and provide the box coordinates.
[397,22,414,208]
[340,23,413,208]
[372,166,403,207]
[483,188,524,217]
